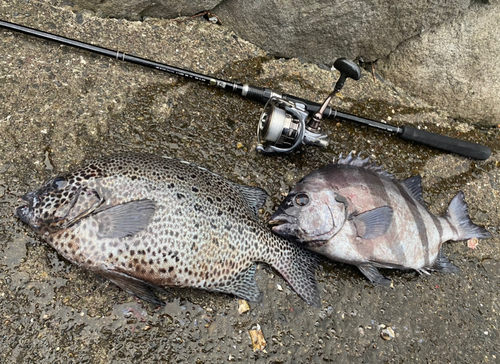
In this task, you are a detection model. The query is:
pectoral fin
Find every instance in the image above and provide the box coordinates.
[95,199,156,239]
[353,206,393,240]
[100,268,165,306]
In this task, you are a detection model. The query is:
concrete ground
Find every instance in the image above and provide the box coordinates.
[1,1,498,363]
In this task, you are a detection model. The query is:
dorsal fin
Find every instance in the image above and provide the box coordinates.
[233,183,269,217]
[402,175,426,206]
[334,152,395,179]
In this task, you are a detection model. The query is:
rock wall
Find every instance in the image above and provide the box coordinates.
[378,2,500,126]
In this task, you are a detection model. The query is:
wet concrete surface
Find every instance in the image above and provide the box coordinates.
[1,1,499,363]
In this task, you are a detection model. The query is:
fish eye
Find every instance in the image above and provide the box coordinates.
[51,177,67,190]
[294,193,309,206]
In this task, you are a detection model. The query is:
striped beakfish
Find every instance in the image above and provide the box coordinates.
[15,153,320,306]
[269,153,491,285]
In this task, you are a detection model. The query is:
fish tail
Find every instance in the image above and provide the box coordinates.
[270,238,321,307]
[446,191,491,241]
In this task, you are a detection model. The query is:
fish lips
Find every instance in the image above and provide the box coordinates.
[269,210,303,242]
[15,192,37,225]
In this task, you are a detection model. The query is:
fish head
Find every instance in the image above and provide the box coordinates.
[269,177,347,248]
[15,174,102,236]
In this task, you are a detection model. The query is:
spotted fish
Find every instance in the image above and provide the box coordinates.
[15,153,320,306]
[269,153,491,285]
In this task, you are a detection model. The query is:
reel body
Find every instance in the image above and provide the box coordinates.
[256,97,328,153]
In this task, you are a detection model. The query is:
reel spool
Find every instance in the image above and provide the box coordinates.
[256,58,361,154]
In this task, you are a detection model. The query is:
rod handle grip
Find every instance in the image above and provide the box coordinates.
[399,126,491,160]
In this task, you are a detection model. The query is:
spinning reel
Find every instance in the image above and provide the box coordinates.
[256,58,361,153]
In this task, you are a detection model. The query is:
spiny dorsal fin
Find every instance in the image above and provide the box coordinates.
[334,152,394,179]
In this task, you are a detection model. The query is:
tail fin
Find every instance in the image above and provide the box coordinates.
[446,191,491,241]
[270,236,321,307]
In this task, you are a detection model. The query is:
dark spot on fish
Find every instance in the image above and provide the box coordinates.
[193,235,198,240]
[177,175,185,181]
[194,203,202,211]
[133,258,139,264]
[159,268,166,273]
[149,259,154,265]
[177,193,184,199]
[131,176,137,181]
[130,250,135,256]
[192,186,199,192]
[175,256,180,263]
[168,266,174,272]
[207,196,213,204]
[217,210,223,216]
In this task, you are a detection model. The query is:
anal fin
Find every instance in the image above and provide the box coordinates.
[430,248,460,273]
[357,264,392,286]
[99,268,165,306]
[218,263,263,303]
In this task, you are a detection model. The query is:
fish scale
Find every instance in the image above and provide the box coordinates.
[16,153,320,307]
[270,153,492,285]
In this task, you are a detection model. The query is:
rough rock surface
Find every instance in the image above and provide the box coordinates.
[58,0,223,20]
[378,2,500,126]
[212,0,469,63]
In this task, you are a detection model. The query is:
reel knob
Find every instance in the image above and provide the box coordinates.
[333,58,361,92]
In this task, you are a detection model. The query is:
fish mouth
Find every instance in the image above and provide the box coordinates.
[268,211,302,241]
[15,192,37,224]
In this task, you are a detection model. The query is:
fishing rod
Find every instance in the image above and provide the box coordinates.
[0,19,491,160]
